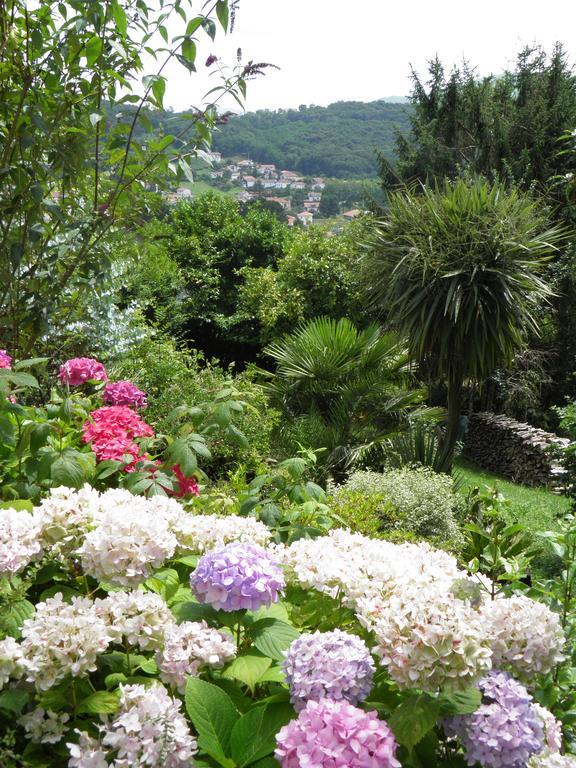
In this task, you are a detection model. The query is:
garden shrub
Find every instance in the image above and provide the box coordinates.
[107,334,280,478]
[333,467,462,543]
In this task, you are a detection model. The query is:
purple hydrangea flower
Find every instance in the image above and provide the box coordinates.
[282,629,375,711]
[275,698,401,768]
[445,671,545,768]
[191,543,285,612]
[103,380,147,409]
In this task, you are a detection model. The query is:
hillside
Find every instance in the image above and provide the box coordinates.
[212,100,411,178]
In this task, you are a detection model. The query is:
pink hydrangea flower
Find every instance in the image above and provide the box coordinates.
[58,357,108,387]
[170,465,200,497]
[103,380,147,409]
[275,699,400,768]
[0,349,12,369]
[82,405,153,467]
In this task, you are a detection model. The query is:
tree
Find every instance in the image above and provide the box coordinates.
[264,317,427,481]
[379,45,576,191]
[365,178,564,458]
[0,0,258,357]
[125,192,289,364]
[238,221,369,347]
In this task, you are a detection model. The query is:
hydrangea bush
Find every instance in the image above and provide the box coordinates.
[0,482,572,768]
[0,351,251,503]
[0,349,574,766]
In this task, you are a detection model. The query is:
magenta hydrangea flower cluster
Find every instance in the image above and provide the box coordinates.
[275,698,401,768]
[191,542,285,612]
[444,671,545,768]
[282,629,375,711]
[58,357,108,387]
[0,349,12,369]
[103,380,148,409]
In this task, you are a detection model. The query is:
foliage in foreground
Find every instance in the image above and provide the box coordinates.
[0,348,576,767]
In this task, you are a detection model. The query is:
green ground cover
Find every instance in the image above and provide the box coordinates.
[454,456,571,533]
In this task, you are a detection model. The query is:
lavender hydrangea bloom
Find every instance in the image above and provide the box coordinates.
[191,542,285,612]
[445,671,545,768]
[275,698,401,768]
[282,629,375,711]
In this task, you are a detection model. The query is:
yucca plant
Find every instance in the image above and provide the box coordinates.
[365,178,565,460]
[264,317,427,481]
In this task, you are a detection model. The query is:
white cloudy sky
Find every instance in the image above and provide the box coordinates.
[162,0,576,113]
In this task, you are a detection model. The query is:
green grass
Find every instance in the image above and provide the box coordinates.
[454,456,570,534]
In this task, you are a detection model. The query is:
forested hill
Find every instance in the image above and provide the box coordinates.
[212,100,411,178]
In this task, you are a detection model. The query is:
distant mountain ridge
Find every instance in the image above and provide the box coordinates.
[212,99,412,179]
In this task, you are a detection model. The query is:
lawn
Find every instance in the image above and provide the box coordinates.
[454,456,571,534]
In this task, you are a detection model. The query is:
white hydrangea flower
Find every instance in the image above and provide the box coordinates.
[153,500,272,555]
[0,635,24,689]
[19,707,70,744]
[94,590,176,651]
[67,730,109,768]
[100,683,197,767]
[20,594,111,690]
[0,507,43,573]
[528,753,576,767]
[366,590,492,692]
[533,704,563,753]
[78,507,177,587]
[481,595,565,681]
[156,620,236,693]
[278,528,464,605]
[35,484,101,557]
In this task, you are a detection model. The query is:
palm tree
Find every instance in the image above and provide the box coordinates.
[264,317,427,481]
[365,178,565,459]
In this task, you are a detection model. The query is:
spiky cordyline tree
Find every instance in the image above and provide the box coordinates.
[365,178,565,459]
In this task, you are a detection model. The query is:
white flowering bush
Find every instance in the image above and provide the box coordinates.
[332,467,462,542]
[0,485,573,768]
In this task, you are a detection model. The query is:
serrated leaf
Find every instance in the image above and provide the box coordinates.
[223,651,271,692]
[77,690,120,714]
[230,702,293,767]
[438,688,482,715]
[389,693,440,749]
[0,689,29,716]
[250,619,300,661]
[172,601,220,625]
[185,678,238,767]
[0,599,35,638]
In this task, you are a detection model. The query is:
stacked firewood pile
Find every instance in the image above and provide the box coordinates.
[463,412,569,488]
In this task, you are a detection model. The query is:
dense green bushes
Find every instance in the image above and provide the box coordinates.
[330,467,462,544]
[108,334,280,478]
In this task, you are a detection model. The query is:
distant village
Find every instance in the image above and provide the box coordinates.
[162,152,362,226]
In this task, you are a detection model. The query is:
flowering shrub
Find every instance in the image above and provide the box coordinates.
[445,672,545,767]
[103,379,147,409]
[334,467,462,543]
[58,357,108,386]
[0,349,12,369]
[0,350,252,502]
[275,698,401,767]
[0,483,573,767]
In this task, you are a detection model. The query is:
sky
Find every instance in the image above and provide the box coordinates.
[162,0,576,113]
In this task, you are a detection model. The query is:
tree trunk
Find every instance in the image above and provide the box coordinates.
[441,377,463,469]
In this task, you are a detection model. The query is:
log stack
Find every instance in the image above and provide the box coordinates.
[462,412,569,488]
